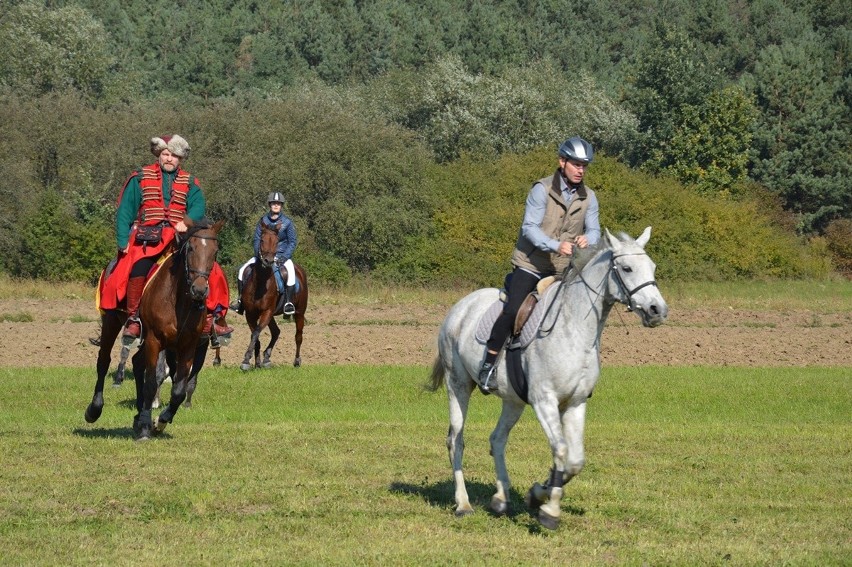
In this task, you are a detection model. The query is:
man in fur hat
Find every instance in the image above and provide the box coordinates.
[100,134,233,342]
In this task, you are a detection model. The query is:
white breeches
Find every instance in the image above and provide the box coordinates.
[237,257,295,286]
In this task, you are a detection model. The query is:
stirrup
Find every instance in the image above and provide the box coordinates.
[121,319,142,349]
[283,302,295,315]
[477,362,497,395]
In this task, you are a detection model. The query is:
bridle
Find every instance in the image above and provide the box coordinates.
[543,248,657,331]
[179,231,219,295]
[610,252,658,312]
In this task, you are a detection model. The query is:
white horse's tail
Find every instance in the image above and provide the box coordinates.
[426,354,446,392]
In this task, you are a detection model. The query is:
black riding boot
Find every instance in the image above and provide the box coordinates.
[230,279,244,314]
[283,284,296,315]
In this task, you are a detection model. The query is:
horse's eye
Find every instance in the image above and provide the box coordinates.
[621,265,632,273]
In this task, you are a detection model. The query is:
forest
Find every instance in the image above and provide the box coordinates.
[0,0,849,285]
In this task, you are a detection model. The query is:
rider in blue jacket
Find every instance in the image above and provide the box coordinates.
[231,192,298,315]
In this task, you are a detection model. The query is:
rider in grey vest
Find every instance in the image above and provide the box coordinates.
[479,136,601,394]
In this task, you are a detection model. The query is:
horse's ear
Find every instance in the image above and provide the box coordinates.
[213,219,225,233]
[635,226,652,248]
[604,228,618,248]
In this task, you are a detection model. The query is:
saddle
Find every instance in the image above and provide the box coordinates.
[513,276,556,335]
[475,276,561,350]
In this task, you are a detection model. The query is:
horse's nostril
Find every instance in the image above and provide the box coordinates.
[651,305,659,315]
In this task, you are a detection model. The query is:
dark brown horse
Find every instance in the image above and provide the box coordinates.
[238,223,308,370]
[85,226,219,429]
[131,218,225,440]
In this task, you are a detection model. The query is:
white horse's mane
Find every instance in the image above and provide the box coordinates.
[560,235,614,283]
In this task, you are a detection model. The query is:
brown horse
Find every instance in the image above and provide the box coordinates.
[131,218,225,441]
[238,223,308,370]
[85,235,217,428]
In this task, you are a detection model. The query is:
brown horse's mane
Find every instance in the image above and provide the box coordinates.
[185,217,214,237]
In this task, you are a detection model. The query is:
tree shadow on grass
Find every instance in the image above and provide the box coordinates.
[389,478,585,534]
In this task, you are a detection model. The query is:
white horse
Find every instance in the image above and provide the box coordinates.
[428,227,668,530]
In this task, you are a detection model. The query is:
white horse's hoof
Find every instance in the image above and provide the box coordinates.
[240,363,251,372]
[538,509,560,530]
[154,417,168,434]
[454,506,474,517]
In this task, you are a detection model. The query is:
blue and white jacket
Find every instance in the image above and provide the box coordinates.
[253,212,297,260]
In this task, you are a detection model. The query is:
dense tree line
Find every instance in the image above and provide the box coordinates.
[0,0,848,283]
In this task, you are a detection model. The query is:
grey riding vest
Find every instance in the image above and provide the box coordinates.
[511,170,593,275]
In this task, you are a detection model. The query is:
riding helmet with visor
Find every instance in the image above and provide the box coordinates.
[268,192,285,205]
[558,136,594,164]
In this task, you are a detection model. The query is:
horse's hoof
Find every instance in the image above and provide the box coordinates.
[134,423,151,442]
[185,401,192,409]
[490,497,510,516]
[293,357,301,367]
[538,509,560,530]
[261,361,272,369]
[111,381,122,389]
[454,506,474,518]
[212,359,221,367]
[154,417,168,434]
[240,363,251,372]
[84,404,102,424]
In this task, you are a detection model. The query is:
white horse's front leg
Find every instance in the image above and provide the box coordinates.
[489,400,524,515]
[561,399,587,482]
[529,397,569,530]
[446,380,474,516]
[531,400,588,529]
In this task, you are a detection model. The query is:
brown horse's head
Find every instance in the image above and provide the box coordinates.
[258,222,280,269]
[182,218,225,302]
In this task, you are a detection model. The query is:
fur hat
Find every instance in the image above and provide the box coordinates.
[150,134,190,158]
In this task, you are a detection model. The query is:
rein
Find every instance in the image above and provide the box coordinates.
[172,230,219,339]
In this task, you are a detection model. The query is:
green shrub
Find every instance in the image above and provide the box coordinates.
[396,147,833,286]
[824,218,852,277]
[13,188,113,282]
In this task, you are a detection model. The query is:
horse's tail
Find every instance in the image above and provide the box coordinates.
[425,353,446,392]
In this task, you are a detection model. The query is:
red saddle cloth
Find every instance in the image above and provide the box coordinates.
[97,252,230,316]
[98,226,175,311]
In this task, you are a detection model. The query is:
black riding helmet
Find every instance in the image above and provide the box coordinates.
[558,136,594,164]
[268,191,284,205]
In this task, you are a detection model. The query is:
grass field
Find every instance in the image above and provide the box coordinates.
[1,364,849,565]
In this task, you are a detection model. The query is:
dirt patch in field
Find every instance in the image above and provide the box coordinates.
[0,297,849,369]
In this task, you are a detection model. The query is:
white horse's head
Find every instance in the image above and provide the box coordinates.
[605,227,668,327]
